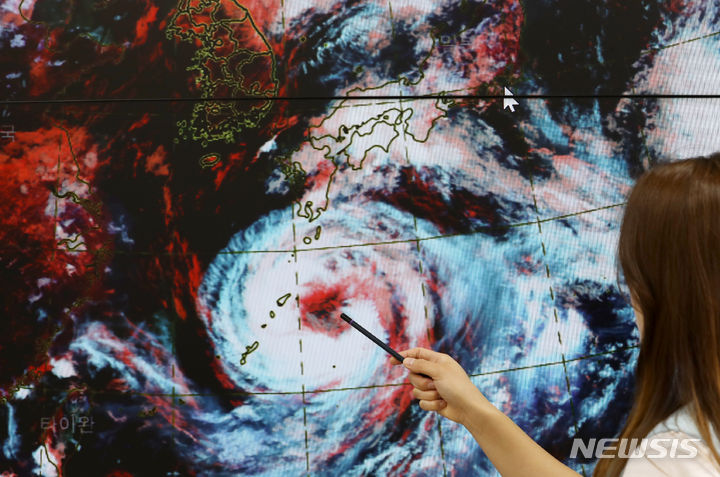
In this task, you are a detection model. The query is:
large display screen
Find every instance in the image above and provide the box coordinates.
[2,1,719,475]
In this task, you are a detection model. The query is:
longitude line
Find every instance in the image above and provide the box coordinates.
[279,2,310,471]
[505,2,586,473]
[527,141,585,477]
[392,11,448,470]
[292,181,310,476]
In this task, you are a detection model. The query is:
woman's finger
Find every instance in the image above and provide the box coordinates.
[408,372,435,390]
[389,349,412,365]
[412,388,441,401]
[403,356,441,378]
[418,399,447,412]
[400,347,444,362]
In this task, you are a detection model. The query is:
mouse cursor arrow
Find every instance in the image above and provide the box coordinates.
[503,87,519,112]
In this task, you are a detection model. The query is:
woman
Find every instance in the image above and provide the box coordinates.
[392,154,720,476]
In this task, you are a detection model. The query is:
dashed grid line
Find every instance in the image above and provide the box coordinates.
[527,172,586,477]
[281,1,311,468]
[500,4,584,473]
[292,209,312,475]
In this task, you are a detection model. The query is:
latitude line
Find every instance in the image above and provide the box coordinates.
[51,202,626,257]
[643,29,720,53]
[95,344,638,398]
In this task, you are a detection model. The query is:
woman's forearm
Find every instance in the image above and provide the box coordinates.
[461,397,582,477]
[395,349,583,475]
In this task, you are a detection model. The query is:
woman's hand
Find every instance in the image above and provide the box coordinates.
[392,348,582,477]
[390,347,494,425]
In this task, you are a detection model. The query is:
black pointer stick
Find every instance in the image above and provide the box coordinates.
[340,313,406,363]
[339,313,432,380]
[340,313,432,379]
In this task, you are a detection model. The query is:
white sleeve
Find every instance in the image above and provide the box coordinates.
[620,430,720,477]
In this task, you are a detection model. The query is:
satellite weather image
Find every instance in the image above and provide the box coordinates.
[2,0,720,475]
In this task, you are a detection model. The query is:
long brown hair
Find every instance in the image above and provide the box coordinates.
[593,154,720,476]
